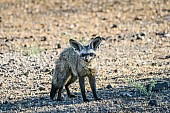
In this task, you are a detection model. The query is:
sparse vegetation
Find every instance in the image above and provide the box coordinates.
[128,78,157,97]
[22,45,44,56]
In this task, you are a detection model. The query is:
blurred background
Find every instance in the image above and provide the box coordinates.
[0,0,169,51]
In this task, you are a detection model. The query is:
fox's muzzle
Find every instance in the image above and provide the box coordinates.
[84,57,90,62]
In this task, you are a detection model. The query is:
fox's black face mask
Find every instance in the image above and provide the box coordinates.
[70,37,102,63]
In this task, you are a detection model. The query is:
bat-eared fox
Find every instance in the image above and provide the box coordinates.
[50,36,102,102]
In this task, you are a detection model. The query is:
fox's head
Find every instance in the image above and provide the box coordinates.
[69,37,102,63]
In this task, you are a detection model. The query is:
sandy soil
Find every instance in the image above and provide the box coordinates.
[0,0,170,112]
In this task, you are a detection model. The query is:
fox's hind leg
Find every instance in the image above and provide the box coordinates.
[50,83,58,100]
[57,87,63,101]
[65,75,77,98]
[56,72,72,101]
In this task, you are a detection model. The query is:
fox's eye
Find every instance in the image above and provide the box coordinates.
[80,53,85,57]
[89,53,94,56]
[90,53,96,57]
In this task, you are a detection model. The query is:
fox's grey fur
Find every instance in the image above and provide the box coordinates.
[50,37,102,102]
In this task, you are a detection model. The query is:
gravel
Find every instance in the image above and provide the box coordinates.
[0,0,170,112]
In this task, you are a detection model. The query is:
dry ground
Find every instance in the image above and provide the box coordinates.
[0,0,170,112]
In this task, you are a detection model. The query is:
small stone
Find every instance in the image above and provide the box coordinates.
[41,36,47,41]
[155,32,170,37]
[39,85,45,91]
[0,82,3,87]
[23,45,27,47]
[41,68,50,73]
[113,39,117,42]
[117,35,122,39]
[151,63,157,66]
[164,33,170,37]
[101,17,107,20]
[114,100,118,104]
[121,92,132,97]
[56,43,61,49]
[4,39,9,42]
[149,72,153,75]
[21,76,27,82]
[22,51,28,56]
[140,32,145,36]
[111,24,118,28]
[155,32,164,36]
[9,95,14,100]
[9,69,14,72]
[134,16,142,20]
[148,99,158,106]
[69,24,75,29]
[106,84,113,89]
[114,69,118,73]
[132,34,135,37]
[34,66,40,70]
[92,34,97,37]
[131,39,134,42]
[163,15,170,22]
[165,55,170,59]
[136,34,143,40]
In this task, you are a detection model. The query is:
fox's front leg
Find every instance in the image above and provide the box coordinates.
[88,76,101,101]
[79,76,89,102]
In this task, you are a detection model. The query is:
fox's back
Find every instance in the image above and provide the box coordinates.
[56,47,97,77]
[58,47,79,66]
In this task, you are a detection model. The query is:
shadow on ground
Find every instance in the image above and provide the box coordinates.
[0,88,118,112]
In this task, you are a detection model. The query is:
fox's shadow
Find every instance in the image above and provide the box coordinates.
[0,88,117,112]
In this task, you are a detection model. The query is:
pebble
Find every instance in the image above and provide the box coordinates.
[140,32,145,37]
[39,85,45,91]
[148,99,158,106]
[121,92,132,97]
[69,24,75,29]
[114,69,118,73]
[163,33,170,37]
[156,32,170,37]
[56,43,61,49]
[41,68,50,73]
[41,36,47,41]
[21,76,27,82]
[106,84,113,89]
[111,24,118,28]
[163,15,170,22]
[0,82,3,87]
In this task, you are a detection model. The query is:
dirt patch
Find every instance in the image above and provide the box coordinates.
[0,0,170,112]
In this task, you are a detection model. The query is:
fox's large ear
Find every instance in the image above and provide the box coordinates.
[89,36,102,51]
[69,39,84,52]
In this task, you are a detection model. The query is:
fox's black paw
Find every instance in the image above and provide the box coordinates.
[83,99,90,102]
